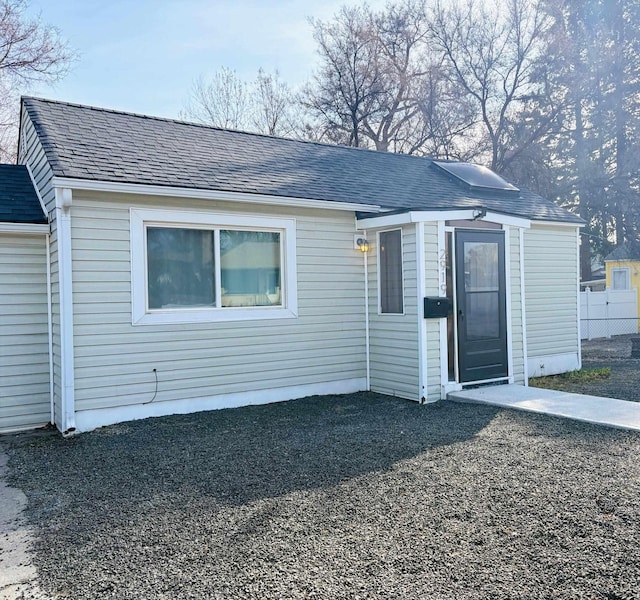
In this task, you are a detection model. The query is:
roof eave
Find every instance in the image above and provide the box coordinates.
[51,176,383,213]
[0,221,49,234]
[357,209,531,229]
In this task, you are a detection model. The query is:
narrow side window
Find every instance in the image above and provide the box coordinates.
[379,229,403,314]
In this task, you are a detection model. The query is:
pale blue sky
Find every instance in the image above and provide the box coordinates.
[23,0,385,119]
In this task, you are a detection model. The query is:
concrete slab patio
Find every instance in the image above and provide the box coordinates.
[448,384,640,431]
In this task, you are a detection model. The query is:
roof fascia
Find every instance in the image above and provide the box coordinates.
[16,97,26,165]
[531,219,584,228]
[51,177,383,213]
[357,209,531,229]
[25,163,49,216]
[0,222,49,234]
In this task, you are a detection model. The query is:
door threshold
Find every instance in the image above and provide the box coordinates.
[461,377,510,389]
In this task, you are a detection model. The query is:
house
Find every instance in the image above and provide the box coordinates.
[0,96,583,434]
[605,243,640,304]
[0,165,50,431]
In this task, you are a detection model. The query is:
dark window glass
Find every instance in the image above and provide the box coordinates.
[380,230,403,314]
[147,227,215,309]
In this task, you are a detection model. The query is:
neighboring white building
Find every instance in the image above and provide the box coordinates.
[0,97,583,435]
[0,165,51,432]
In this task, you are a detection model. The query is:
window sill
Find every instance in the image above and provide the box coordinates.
[132,306,298,325]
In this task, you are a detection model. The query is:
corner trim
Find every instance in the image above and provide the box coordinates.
[416,221,427,402]
[54,186,76,434]
[504,226,515,384]
[519,228,529,384]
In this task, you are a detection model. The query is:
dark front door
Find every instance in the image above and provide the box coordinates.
[455,230,508,383]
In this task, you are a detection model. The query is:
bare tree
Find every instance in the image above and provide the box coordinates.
[302,5,383,148]
[0,0,74,161]
[428,0,554,172]
[182,67,301,137]
[302,1,472,156]
[182,68,250,130]
[252,69,298,137]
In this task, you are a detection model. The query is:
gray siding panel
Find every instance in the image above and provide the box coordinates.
[0,235,50,432]
[423,222,441,399]
[368,225,419,400]
[70,194,367,413]
[508,227,525,383]
[20,111,60,426]
[524,225,580,365]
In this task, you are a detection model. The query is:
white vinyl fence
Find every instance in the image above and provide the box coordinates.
[580,288,638,340]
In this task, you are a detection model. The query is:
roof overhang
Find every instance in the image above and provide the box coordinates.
[531,219,585,228]
[357,209,531,229]
[0,222,49,234]
[51,177,383,214]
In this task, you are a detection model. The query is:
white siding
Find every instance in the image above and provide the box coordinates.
[508,227,525,384]
[423,222,442,400]
[368,224,419,400]
[70,192,367,416]
[524,224,580,376]
[20,111,61,426]
[0,235,50,432]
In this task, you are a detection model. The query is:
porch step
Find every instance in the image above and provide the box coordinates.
[448,384,640,432]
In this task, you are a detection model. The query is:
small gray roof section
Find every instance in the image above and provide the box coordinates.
[0,164,46,224]
[22,97,581,224]
[605,243,640,261]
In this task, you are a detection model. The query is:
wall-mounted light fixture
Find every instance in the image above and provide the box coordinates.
[356,237,370,253]
[472,207,487,220]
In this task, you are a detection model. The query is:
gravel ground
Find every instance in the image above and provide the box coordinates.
[533,335,640,402]
[4,393,640,599]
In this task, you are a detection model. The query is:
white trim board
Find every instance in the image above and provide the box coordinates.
[504,226,515,384]
[73,378,368,433]
[25,163,48,217]
[54,187,76,434]
[130,207,298,325]
[52,176,382,214]
[0,222,49,234]
[415,221,427,402]
[357,210,531,230]
[538,220,585,228]
[528,353,580,378]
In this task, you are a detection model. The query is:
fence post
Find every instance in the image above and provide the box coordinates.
[605,288,611,338]
[586,287,592,341]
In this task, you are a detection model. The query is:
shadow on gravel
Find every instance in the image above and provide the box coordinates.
[6,393,499,517]
[5,393,640,600]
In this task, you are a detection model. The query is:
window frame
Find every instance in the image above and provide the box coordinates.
[130,208,297,325]
[611,266,631,291]
[377,228,405,315]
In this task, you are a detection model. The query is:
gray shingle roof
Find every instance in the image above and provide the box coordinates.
[0,164,46,224]
[22,97,581,224]
[605,243,640,261]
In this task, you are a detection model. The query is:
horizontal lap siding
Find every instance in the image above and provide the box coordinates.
[368,225,419,400]
[0,235,50,432]
[21,112,61,426]
[70,194,367,412]
[524,225,579,358]
[424,223,441,400]
[509,228,525,383]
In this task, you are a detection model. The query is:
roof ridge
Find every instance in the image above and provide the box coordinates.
[20,96,437,162]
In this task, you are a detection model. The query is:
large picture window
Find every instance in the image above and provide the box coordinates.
[379,229,404,314]
[131,209,297,324]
